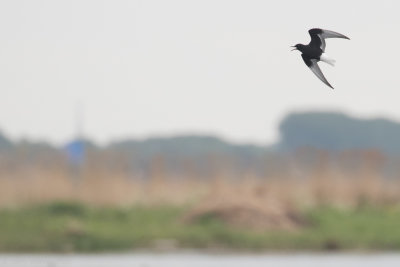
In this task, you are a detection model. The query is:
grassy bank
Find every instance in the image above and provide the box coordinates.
[1,202,400,252]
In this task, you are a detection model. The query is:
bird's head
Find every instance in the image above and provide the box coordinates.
[291,44,303,52]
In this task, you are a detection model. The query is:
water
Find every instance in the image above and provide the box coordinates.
[1,253,400,267]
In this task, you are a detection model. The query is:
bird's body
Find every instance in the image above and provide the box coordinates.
[296,44,322,58]
[292,28,350,89]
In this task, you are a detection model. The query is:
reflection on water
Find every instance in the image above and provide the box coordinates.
[1,253,400,267]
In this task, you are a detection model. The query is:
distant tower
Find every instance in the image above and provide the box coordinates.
[76,101,84,145]
[65,102,86,179]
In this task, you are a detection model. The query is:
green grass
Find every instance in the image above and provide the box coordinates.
[1,202,400,252]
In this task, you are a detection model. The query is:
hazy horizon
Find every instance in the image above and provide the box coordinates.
[1,0,400,146]
[2,109,400,148]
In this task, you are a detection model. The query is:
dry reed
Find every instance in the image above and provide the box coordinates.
[1,153,400,210]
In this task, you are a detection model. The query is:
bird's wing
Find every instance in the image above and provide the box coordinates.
[308,28,350,52]
[301,54,333,89]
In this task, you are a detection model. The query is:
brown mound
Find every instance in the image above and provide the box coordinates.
[182,195,307,231]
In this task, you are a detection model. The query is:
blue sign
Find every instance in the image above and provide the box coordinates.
[65,139,85,166]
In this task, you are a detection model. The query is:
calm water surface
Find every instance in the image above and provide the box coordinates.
[1,253,400,267]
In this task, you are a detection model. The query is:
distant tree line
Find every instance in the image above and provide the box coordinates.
[1,111,400,178]
[277,111,400,155]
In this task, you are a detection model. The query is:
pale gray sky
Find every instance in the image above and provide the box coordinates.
[0,0,399,145]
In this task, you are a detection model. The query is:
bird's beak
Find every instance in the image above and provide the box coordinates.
[290,46,297,51]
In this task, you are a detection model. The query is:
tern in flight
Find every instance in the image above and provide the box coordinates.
[291,28,350,89]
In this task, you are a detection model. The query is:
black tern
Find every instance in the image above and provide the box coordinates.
[292,28,350,89]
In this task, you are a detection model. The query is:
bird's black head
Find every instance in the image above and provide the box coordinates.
[291,44,305,52]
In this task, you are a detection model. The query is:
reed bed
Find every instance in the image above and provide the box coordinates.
[1,154,400,211]
[2,152,400,251]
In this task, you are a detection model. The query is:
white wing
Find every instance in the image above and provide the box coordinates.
[320,29,350,40]
[308,59,333,89]
[309,28,350,52]
[319,29,350,51]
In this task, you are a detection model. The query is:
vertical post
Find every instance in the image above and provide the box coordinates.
[65,102,86,182]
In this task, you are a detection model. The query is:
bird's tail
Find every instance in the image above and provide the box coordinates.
[320,55,336,66]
